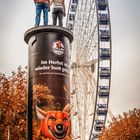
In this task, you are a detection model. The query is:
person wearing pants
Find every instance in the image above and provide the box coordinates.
[34,0,50,26]
[50,0,65,27]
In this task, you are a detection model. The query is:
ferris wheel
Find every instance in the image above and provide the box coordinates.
[66,0,112,139]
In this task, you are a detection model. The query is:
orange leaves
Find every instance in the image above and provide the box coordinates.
[99,108,140,139]
[0,66,27,139]
[33,84,55,111]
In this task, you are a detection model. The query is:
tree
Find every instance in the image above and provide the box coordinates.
[99,108,140,140]
[0,66,27,140]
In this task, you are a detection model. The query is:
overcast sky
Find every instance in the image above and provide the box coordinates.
[0,0,140,117]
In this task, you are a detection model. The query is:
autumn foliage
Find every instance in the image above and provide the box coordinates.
[32,84,55,140]
[99,108,140,140]
[0,66,27,139]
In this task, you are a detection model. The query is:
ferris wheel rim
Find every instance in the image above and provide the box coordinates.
[66,0,112,139]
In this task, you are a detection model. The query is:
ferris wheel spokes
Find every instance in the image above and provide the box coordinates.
[67,0,112,139]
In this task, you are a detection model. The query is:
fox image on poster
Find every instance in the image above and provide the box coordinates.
[36,104,71,139]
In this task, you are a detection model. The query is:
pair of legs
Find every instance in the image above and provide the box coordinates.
[35,3,49,26]
[52,9,63,27]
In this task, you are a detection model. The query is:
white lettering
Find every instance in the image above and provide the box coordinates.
[51,65,61,71]
[49,60,63,66]
[41,60,48,64]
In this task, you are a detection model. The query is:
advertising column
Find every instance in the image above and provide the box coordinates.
[24,26,73,140]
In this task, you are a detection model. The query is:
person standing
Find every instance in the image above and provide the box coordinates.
[34,0,50,26]
[50,0,66,27]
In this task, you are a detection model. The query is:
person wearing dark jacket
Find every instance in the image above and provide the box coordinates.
[50,0,66,27]
[34,0,50,26]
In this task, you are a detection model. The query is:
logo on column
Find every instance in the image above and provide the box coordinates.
[52,41,64,56]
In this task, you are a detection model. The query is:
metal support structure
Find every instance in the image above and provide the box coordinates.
[67,0,112,139]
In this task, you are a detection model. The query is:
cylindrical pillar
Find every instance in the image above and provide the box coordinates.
[24,26,73,140]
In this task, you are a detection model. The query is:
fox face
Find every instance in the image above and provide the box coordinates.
[36,106,71,140]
